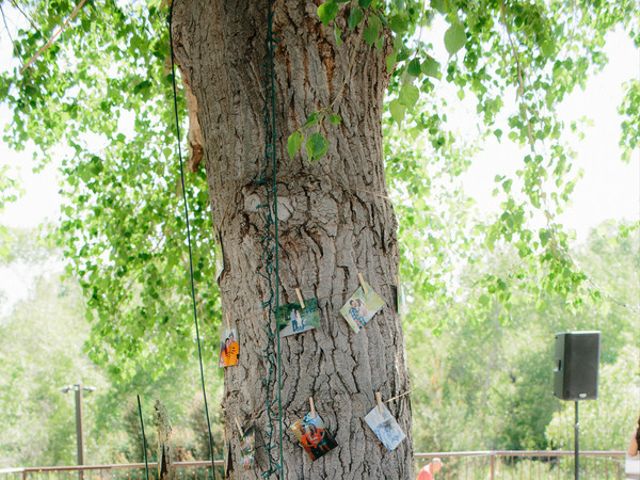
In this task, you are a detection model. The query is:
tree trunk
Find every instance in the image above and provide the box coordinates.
[172,1,413,478]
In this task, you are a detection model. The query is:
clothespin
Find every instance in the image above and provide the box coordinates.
[235,417,244,437]
[358,273,368,294]
[226,313,231,332]
[309,397,316,417]
[375,392,384,414]
[295,288,306,309]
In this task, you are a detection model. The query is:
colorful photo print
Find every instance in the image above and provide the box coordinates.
[218,328,239,367]
[339,281,385,332]
[239,426,255,470]
[364,403,406,451]
[276,298,321,337]
[290,411,338,461]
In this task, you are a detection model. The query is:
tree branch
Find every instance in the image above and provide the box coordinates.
[20,0,88,74]
[9,0,42,36]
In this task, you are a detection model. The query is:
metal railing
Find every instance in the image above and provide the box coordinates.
[416,450,627,479]
[0,451,627,480]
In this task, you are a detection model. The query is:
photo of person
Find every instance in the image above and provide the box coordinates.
[239,426,255,470]
[364,403,406,451]
[218,328,239,367]
[276,298,321,337]
[339,281,385,333]
[290,411,338,461]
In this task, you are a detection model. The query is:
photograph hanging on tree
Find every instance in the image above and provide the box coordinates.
[239,425,255,470]
[218,328,240,367]
[364,403,406,451]
[276,298,321,337]
[339,281,385,332]
[290,411,338,461]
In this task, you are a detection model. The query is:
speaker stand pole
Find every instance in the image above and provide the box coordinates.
[574,400,579,480]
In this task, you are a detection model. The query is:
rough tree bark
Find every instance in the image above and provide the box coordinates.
[172,1,413,478]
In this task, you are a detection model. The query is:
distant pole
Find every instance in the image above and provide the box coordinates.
[61,382,96,480]
[575,400,579,480]
[75,384,84,467]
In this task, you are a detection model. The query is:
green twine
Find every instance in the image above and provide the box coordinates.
[136,395,150,480]
[167,3,218,480]
[256,1,286,478]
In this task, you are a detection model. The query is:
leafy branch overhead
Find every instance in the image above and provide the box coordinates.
[0,0,637,380]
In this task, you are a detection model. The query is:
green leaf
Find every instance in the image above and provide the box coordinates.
[389,14,409,33]
[399,83,420,107]
[287,131,304,158]
[364,15,381,46]
[407,58,422,77]
[539,229,550,247]
[305,133,329,161]
[348,6,364,30]
[386,53,397,73]
[304,112,320,128]
[328,113,342,125]
[421,56,440,78]
[317,1,339,26]
[334,25,343,46]
[389,99,406,124]
[431,0,448,14]
[444,22,466,56]
[358,0,372,7]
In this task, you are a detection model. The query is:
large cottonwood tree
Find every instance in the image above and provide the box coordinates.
[1,0,637,478]
[170,2,413,478]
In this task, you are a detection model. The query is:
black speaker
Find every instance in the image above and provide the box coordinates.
[553,331,600,400]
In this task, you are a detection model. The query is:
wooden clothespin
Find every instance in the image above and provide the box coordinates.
[295,288,306,309]
[375,391,384,414]
[309,397,316,417]
[235,417,244,437]
[226,312,231,331]
[358,273,368,294]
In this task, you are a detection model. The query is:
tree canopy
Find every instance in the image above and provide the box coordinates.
[0,0,637,385]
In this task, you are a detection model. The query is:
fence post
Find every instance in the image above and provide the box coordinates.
[489,452,496,480]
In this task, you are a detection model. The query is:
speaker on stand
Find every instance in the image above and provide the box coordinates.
[553,331,601,480]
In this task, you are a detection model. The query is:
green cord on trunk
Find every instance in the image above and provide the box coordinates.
[136,395,150,480]
[167,4,218,480]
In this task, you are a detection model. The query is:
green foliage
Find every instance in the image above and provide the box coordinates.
[286,108,341,161]
[0,230,224,467]
[407,222,639,452]
[0,0,637,421]
[443,21,466,56]
[546,345,640,450]
[0,0,221,383]
[619,79,640,162]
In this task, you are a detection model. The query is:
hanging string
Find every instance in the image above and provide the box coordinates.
[167,4,218,480]
[136,395,150,480]
[256,0,285,477]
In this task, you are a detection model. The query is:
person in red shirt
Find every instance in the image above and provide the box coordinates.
[417,458,442,480]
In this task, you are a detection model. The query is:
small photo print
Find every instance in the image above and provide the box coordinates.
[239,426,255,470]
[290,411,338,461]
[364,403,406,451]
[218,328,239,367]
[276,298,321,337]
[339,281,385,332]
